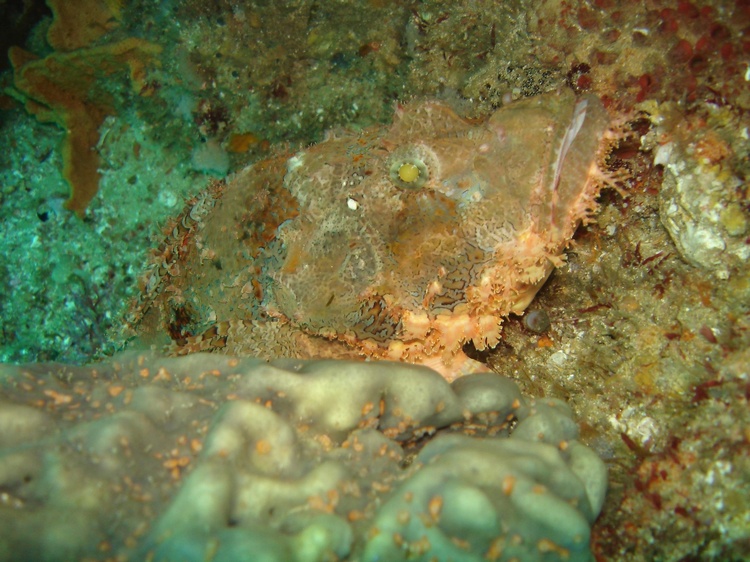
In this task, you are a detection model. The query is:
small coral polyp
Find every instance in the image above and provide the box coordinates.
[127,90,617,379]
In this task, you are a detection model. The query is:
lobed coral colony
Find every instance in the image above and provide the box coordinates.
[0,353,606,562]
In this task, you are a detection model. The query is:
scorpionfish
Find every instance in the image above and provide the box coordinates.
[127,89,616,380]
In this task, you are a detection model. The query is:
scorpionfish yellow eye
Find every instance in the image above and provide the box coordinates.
[389,156,429,189]
[398,162,420,184]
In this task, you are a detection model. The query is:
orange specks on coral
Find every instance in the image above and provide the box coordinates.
[427,495,443,522]
[198,369,222,380]
[371,481,391,493]
[153,367,171,382]
[450,536,471,550]
[255,439,271,455]
[315,434,334,451]
[107,385,125,397]
[361,401,375,416]
[537,538,569,557]
[347,510,366,522]
[43,389,72,406]
[502,475,516,495]
[486,536,506,560]
[163,456,190,479]
[307,490,339,513]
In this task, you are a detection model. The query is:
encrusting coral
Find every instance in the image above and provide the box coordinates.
[45,0,124,52]
[0,352,606,562]
[8,38,160,216]
[7,0,160,218]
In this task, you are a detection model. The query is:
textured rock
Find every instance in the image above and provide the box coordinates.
[0,353,606,561]
[646,101,749,278]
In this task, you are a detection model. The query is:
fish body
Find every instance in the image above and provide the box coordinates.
[129,90,613,379]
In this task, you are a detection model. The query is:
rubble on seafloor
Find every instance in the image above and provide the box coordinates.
[0,0,748,561]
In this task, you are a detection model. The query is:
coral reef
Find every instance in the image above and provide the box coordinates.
[0,353,605,561]
[0,0,748,560]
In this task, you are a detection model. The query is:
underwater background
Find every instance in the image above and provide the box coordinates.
[0,0,748,560]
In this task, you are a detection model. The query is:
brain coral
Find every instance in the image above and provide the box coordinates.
[0,353,606,561]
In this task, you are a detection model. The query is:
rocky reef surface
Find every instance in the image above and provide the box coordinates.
[0,0,748,560]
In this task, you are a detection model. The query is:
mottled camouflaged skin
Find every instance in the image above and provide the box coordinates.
[127,90,612,379]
